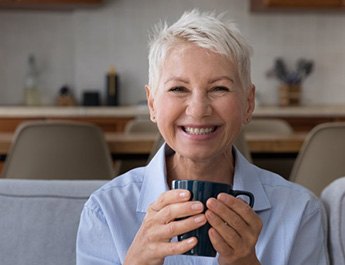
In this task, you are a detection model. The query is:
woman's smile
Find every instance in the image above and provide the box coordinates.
[182,126,218,135]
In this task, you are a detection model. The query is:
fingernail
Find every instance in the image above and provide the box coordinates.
[194,215,205,223]
[217,193,227,201]
[187,237,196,244]
[191,202,203,211]
[206,210,215,219]
[206,198,216,208]
[179,191,188,198]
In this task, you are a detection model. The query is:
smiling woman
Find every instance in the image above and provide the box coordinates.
[76,9,329,265]
[146,42,253,179]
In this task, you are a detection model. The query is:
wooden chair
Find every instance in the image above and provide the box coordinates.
[245,118,293,135]
[244,118,294,178]
[2,120,114,179]
[290,122,345,196]
[118,119,159,174]
[124,119,158,134]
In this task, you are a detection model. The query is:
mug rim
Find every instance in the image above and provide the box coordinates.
[172,179,232,187]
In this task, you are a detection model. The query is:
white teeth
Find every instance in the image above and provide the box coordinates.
[185,127,215,135]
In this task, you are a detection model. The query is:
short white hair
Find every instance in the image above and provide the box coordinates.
[147,9,253,93]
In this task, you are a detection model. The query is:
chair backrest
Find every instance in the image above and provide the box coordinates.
[321,177,345,265]
[124,119,158,133]
[0,179,107,265]
[244,118,293,135]
[290,122,345,196]
[2,120,114,179]
[118,119,159,174]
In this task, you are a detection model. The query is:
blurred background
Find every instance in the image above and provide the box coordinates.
[1,0,345,106]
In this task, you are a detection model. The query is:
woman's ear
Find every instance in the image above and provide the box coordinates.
[145,85,156,123]
[244,84,256,124]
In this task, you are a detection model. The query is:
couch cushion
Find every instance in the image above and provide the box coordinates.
[321,177,345,265]
[0,179,107,265]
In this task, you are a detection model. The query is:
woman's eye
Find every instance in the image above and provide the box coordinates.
[211,86,230,92]
[168,86,187,93]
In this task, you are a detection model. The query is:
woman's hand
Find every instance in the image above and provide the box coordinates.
[124,189,207,265]
[206,193,262,265]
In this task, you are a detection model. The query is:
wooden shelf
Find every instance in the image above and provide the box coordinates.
[0,0,103,10]
[250,0,345,12]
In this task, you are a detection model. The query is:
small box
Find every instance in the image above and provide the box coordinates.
[82,91,100,106]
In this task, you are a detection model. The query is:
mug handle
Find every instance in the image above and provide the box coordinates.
[232,190,255,208]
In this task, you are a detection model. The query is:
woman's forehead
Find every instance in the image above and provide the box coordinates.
[162,44,237,76]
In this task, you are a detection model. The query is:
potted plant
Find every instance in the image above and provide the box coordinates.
[267,58,314,106]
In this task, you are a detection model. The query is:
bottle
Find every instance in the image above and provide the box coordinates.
[105,65,119,106]
[24,54,41,106]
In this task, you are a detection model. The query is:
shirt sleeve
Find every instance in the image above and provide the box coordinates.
[76,203,121,265]
[287,199,330,265]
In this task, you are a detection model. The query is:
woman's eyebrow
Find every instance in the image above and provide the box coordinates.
[209,76,234,84]
[164,77,189,85]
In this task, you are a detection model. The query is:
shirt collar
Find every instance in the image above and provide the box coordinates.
[232,147,271,212]
[136,144,170,213]
[137,144,271,213]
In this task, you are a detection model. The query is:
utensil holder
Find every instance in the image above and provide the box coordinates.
[279,84,301,106]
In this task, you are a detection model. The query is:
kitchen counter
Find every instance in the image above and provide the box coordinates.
[0,104,345,132]
[1,104,345,117]
[0,105,149,133]
[253,104,345,131]
[254,104,345,117]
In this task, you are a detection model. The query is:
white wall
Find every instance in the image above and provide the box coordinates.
[1,0,345,106]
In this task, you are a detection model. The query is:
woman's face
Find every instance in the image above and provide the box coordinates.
[146,43,255,161]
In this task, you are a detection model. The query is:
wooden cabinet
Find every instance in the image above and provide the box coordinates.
[0,0,103,10]
[251,0,345,11]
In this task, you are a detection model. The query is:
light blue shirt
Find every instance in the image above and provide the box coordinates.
[77,144,329,265]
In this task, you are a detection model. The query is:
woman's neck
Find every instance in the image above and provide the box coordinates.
[166,151,235,186]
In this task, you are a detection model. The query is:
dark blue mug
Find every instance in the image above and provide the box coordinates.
[172,179,255,257]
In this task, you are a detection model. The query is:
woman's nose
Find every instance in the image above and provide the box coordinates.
[185,94,212,118]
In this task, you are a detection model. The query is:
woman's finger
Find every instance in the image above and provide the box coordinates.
[148,237,199,258]
[206,197,248,235]
[148,189,191,213]
[208,227,233,254]
[205,194,262,261]
[152,213,207,240]
[205,209,241,246]
[217,193,262,230]
[153,200,204,225]
[207,194,262,236]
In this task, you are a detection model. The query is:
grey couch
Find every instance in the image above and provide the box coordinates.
[2,177,344,265]
[321,177,345,265]
[0,179,107,265]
